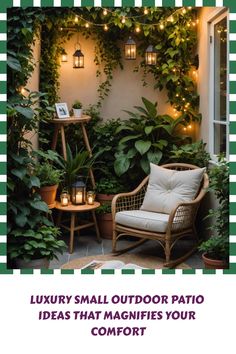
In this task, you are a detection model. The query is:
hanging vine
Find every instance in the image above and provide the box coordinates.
[39,7,200,124]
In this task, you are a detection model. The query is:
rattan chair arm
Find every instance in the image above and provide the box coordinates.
[112,176,149,217]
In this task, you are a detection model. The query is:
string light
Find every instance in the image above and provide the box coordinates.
[172,68,176,72]
[159,23,164,30]
[169,16,174,23]
[187,23,191,27]
[19,86,26,95]
[182,8,187,15]
[188,7,192,10]
[121,17,126,24]
[188,124,192,129]
[183,127,187,131]
[74,16,78,23]
[144,7,149,15]
[103,9,108,16]
[135,26,141,33]
[85,22,90,28]
[104,24,108,31]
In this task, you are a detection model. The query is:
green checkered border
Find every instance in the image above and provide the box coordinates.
[0,0,235,275]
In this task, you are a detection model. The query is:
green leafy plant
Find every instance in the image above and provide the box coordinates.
[114,97,186,181]
[96,203,112,215]
[198,156,229,261]
[58,144,101,190]
[169,140,210,168]
[8,226,66,262]
[72,100,83,109]
[35,163,62,187]
[96,176,125,194]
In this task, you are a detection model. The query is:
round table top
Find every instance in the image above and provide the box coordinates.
[50,115,91,125]
[55,201,100,212]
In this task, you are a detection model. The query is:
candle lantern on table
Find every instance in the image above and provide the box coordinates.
[60,191,70,206]
[71,179,86,205]
[87,191,95,205]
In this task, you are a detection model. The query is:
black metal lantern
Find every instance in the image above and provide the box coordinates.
[125,37,136,60]
[71,179,86,205]
[73,46,84,68]
[61,48,68,63]
[145,45,157,66]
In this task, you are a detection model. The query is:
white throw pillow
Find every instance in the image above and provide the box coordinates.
[140,163,205,214]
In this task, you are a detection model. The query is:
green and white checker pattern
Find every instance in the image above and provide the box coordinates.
[0,0,235,275]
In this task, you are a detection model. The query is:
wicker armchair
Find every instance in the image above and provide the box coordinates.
[112,163,209,267]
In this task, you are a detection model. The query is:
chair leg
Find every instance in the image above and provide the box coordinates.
[165,240,171,264]
[112,229,117,252]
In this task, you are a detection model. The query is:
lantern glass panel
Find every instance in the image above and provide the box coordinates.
[60,192,70,206]
[125,37,136,60]
[87,191,95,205]
[71,181,86,205]
[145,52,157,65]
[73,49,84,68]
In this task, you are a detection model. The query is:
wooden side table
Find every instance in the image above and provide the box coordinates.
[55,201,101,254]
[50,115,95,188]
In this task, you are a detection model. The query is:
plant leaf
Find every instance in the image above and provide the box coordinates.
[135,140,151,155]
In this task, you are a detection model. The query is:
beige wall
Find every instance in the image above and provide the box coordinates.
[58,33,175,120]
[25,37,41,150]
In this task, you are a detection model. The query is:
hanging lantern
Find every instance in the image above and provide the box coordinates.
[73,46,84,68]
[61,49,68,63]
[60,191,70,206]
[73,33,84,68]
[145,45,158,66]
[71,179,86,205]
[125,37,136,60]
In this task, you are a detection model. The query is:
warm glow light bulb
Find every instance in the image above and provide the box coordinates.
[183,127,187,131]
[135,26,141,33]
[121,17,126,24]
[74,16,78,23]
[188,7,192,10]
[169,16,174,23]
[85,22,90,28]
[144,8,148,15]
[104,24,108,31]
[103,9,108,16]
[188,124,192,129]
[182,8,187,14]
[160,23,164,30]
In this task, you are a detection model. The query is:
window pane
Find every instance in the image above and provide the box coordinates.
[214,17,227,122]
[214,123,226,155]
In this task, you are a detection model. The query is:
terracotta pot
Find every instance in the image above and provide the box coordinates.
[202,253,228,269]
[15,257,50,269]
[97,213,113,239]
[39,184,58,206]
[97,193,115,203]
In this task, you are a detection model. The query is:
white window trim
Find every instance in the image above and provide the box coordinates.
[208,10,229,161]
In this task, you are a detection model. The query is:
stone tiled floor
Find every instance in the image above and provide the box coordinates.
[49,230,204,269]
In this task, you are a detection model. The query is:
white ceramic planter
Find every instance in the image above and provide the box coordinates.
[73,108,83,118]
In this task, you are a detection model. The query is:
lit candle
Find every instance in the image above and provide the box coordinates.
[87,191,95,205]
[60,192,69,206]
[76,193,83,204]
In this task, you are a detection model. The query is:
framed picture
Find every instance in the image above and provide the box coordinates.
[55,102,70,119]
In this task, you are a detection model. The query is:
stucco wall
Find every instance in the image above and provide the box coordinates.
[25,37,41,150]
[58,34,175,120]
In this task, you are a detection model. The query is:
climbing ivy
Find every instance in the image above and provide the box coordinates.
[39,7,200,123]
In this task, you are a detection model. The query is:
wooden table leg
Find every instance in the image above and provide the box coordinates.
[69,212,76,254]
[91,210,101,243]
[60,124,67,161]
[51,126,59,150]
[81,123,95,189]
[56,210,62,227]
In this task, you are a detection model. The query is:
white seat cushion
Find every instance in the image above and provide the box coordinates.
[115,210,170,233]
[141,163,205,214]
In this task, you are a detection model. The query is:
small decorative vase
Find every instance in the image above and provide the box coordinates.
[73,108,83,118]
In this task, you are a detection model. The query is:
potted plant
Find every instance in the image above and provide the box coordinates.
[8,225,67,269]
[198,156,229,269]
[72,100,83,118]
[36,162,62,206]
[96,176,125,239]
[33,150,63,206]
